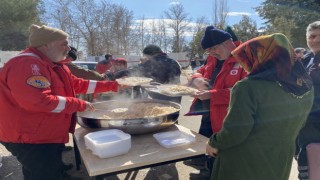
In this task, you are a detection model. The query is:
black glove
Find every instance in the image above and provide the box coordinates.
[225,26,238,42]
[114,70,129,79]
[68,46,77,61]
[105,72,115,81]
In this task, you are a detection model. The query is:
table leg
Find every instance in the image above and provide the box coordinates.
[73,136,82,170]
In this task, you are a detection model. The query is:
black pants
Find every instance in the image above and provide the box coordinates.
[1,142,65,180]
[199,114,212,138]
[297,123,320,179]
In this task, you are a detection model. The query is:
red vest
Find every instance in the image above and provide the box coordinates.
[0,48,118,144]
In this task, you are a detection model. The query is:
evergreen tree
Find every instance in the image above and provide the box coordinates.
[256,0,320,47]
[232,15,260,42]
[0,0,43,50]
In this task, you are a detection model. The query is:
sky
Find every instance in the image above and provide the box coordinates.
[107,0,266,28]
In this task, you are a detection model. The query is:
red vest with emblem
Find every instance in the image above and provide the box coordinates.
[0,48,118,144]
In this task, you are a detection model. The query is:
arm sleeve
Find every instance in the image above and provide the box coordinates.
[71,75,118,95]
[66,63,105,80]
[210,88,231,105]
[7,60,87,114]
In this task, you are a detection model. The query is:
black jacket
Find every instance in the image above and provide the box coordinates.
[303,52,320,129]
[127,53,181,84]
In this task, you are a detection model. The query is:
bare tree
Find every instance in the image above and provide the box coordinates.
[164,3,191,52]
[189,16,209,58]
[157,18,171,53]
[212,0,229,29]
[132,16,149,54]
[111,5,133,55]
[46,0,134,56]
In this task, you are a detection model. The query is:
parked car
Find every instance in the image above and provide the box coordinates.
[72,61,98,71]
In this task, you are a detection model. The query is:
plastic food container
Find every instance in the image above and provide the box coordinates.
[153,130,196,148]
[84,129,131,158]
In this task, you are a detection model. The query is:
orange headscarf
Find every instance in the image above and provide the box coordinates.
[232,33,295,79]
[232,33,312,97]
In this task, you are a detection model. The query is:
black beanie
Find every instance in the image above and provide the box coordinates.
[201,26,232,50]
[142,45,163,56]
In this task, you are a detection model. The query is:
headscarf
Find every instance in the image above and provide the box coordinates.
[231,33,312,97]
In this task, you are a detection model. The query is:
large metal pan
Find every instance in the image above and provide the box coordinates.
[76,99,181,134]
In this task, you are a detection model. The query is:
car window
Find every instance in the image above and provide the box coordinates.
[87,64,97,70]
[73,62,97,71]
[79,65,89,69]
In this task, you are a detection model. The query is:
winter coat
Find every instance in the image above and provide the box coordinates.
[0,48,118,144]
[209,79,314,180]
[127,53,181,84]
[298,52,320,146]
[304,52,320,128]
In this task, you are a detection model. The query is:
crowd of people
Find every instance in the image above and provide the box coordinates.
[0,20,319,180]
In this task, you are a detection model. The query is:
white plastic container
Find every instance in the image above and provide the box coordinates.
[84,129,131,158]
[153,130,196,148]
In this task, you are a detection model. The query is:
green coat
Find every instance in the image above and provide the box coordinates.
[209,79,314,180]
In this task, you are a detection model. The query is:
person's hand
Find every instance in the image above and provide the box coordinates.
[104,72,115,81]
[68,46,77,61]
[114,70,129,79]
[117,84,129,92]
[85,101,95,112]
[192,78,210,90]
[192,90,211,100]
[206,141,218,157]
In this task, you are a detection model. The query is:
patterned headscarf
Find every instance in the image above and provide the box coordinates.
[232,33,312,97]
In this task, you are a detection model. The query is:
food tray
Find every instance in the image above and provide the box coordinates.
[116,77,152,86]
[84,129,131,158]
[156,84,198,97]
[153,130,196,148]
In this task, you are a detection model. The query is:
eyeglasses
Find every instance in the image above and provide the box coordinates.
[206,42,225,52]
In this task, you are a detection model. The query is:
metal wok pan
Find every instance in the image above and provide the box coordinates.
[76,99,181,134]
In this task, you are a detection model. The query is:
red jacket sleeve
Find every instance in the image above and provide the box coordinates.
[71,74,118,95]
[5,58,87,114]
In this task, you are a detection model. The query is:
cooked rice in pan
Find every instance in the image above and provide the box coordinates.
[99,103,178,119]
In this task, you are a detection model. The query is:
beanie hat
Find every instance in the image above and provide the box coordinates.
[68,46,77,61]
[105,54,112,60]
[143,45,163,56]
[29,24,69,47]
[225,26,238,41]
[201,26,232,49]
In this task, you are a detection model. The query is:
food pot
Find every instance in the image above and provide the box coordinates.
[76,99,181,134]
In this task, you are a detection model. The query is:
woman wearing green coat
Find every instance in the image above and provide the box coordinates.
[206,33,314,180]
